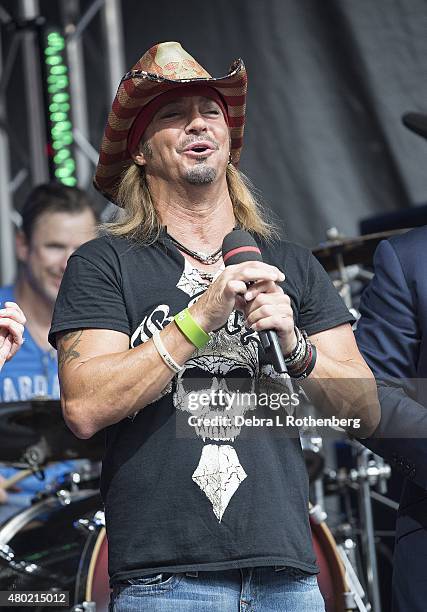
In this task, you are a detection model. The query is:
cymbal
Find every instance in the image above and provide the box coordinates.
[0,399,104,464]
[312,229,409,272]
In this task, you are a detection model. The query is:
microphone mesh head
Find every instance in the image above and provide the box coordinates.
[222,229,263,265]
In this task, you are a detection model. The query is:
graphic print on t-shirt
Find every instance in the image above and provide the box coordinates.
[130,259,289,521]
[174,321,260,521]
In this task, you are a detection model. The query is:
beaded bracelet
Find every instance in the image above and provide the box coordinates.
[285,327,308,368]
[285,329,317,380]
[284,327,304,362]
[290,345,317,380]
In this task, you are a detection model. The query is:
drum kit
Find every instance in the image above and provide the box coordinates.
[0,229,407,612]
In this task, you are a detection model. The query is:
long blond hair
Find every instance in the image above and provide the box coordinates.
[105,163,279,244]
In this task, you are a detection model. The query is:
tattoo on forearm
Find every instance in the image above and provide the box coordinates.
[58,330,83,369]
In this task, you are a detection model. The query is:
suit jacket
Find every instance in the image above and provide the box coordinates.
[356,225,427,612]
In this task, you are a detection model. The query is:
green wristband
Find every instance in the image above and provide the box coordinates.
[174,308,210,349]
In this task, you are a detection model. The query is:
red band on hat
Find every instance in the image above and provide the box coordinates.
[127,84,229,155]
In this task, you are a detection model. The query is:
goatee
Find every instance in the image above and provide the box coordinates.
[185,164,217,185]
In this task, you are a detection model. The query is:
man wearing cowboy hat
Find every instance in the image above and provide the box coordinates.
[356,112,427,612]
[50,42,379,610]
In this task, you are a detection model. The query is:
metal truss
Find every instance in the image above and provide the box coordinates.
[0,0,125,285]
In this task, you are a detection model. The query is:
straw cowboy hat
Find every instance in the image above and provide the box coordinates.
[94,41,247,204]
[402,112,427,140]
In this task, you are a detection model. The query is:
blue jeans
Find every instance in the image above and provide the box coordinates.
[109,566,326,611]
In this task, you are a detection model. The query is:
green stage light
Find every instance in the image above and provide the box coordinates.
[52,93,69,103]
[51,65,68,75]
[62,177,77,186]
[54,150,70,164]
[50,112,67,122]
[45,56,61,66]
[44,28,76,186]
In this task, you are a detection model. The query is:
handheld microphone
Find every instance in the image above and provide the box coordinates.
[222,229,287,374]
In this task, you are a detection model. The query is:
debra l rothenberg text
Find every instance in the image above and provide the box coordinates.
[188,413,361,429]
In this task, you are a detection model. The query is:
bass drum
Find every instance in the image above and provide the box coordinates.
[0,492,348,612]
[0,489,110,612]
[311,515,349,612]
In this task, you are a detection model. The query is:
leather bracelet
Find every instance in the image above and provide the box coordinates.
[286,328,315,378]
[284,326,304,362]
[152,330,183,374]
[174,308,210,349]
[288,343,317,380]
[285,328,309,368]
[290,343,313,376]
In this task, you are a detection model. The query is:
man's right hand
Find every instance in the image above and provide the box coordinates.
[0,301,26,370]
[190,261,285,332]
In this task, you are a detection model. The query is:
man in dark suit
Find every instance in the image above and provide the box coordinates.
[356,112,427,612]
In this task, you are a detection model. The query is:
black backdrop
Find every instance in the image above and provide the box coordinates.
[3,0,427,247]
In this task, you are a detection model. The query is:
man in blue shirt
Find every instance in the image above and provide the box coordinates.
[0,182,98,522]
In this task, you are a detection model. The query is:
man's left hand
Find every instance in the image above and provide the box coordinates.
[235,279,297,356]
[0,301,26,369]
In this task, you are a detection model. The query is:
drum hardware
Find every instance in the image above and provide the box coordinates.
[366,489,398,511]
[337,544,370,612]
[0,400,105,464]
[342,537,357,556]
[333,265,374,284]
[93,511,105,526]
[71,602,96,611]
[328,518,368,611]
[75,519,96,534]
[314,227,410,315]
[22,440,49,468]
[311,513,354,611]
[75,511,105,534]
[0,543,13,562]
[311,477,327,521]
[56,488,72,506]
[0,489,98,545]
[0,491,352,612]
[336,253,352,310]
[0,402,393,610]
[301,435,325,483]
[357,444,391,612]
[310,503,328,525]
[321,437,395,612]
[332,265,374,314]
[0,542,63,582]
[61,463,102,491]
[325,461,391,490]
[0,490,110,611]
[313,228,410,273]
[312,228,403,610]
[30,462,103,505]
[327,447,391,612]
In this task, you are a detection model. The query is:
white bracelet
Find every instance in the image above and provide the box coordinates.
[152,330,183,374]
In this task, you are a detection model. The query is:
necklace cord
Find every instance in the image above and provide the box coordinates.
[165,232,222,265]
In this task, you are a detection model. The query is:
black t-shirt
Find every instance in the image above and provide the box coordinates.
[49,231,353,584]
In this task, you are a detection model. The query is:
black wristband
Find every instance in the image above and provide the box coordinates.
[291,344,317,380]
